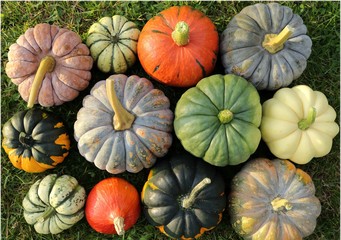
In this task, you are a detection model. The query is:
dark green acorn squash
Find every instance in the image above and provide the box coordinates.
[141,153,226,239]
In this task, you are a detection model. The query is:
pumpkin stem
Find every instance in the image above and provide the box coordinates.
[182,178,211,209]
[19,132,33,147]
[113,216,125,236]
[298,107,316,130]
[262,25,293,54]
[106,79,135,131]
[37,206,56,223]
[218,109,233,124]
[27,55,56,108]
[271,197,292,212]
[172,21,190,46]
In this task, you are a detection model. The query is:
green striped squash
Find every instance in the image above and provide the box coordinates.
[86,15,140,73]
[22,174,86,234]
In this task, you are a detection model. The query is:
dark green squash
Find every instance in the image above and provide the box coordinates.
[141,153,226,239]
[2,108,70,173]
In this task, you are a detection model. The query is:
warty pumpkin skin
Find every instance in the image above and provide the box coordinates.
[141,153,226,239]
[174,74,262,167]
[5,23,93,108]
[220,3,312,90]
[22,174,86,234]
[74,74,173,174]
[229,158,321,240]
[2,108,70,173]
[137,5,219,87]
[86,15,140,73]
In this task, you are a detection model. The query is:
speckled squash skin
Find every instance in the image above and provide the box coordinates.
[74,74,173,174]
[5,23,93,107]
[22,174,86,234]
[2,108,70,173]
[220,3,312,90]
[86,15,140,73]
[174,74,262,167]
[229,158,321,240]
[141,153,226,239]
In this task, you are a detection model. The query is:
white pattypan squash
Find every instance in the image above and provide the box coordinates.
[260,85,339,164]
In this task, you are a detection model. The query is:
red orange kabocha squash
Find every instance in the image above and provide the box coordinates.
[5,23,93,107]
[137,5,219,87]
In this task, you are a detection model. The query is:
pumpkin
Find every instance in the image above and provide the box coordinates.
[86,15,140,73]
[5,23,93,108]
[260,85,339,164]
[137,5,219,87]
[2,108,70,173]
[141,152,226,239]
[229,158,321,240]
[220,3,312,90]
[174,74,262,167]
[85,177,140,235]
[22,174,86,234]
[74,74,173,174]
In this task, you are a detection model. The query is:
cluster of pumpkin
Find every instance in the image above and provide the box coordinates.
[2,3,339,240]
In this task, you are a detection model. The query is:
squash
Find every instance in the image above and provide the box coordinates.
[2,108,70,173]
[5,23,93,108]
[229,158,321,240]
[174,74,262,167]
[260,85,339,164]
[86,15,140,73]
[22,174,86,234]
[85,177,140,235]
[141,152,226,239]
[137,5,219,87]
[220,3,312,90]
[74,74,173,174]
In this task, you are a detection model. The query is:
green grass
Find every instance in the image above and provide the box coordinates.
[1,1,340,240]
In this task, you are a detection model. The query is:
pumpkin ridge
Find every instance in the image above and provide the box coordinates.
[194,87,220,112]
[117,42,132,68]
[118,25,140,35]
[55,213,74,227]
[156,13,173,31]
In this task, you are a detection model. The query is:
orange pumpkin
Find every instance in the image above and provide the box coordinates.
[137,6,219,87]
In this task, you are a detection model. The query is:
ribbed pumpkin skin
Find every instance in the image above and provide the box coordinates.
[86,15,140,73]
[220,3,312,90]
[22,174,86,234]
[174,74,262,166]
[74,74,173,174]
[137,6,219,87]
[2,108,70,173]
[229,158,321,240]
[5,23,93,107]
[141,153,226,239]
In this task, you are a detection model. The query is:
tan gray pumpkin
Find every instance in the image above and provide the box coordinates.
[220,3,312,90]
[74,74,173,174]
[5,23,93,107]
[229,158,321,240]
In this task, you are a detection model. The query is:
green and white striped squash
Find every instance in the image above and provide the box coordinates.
[74,74,173,174]
[220,3,312,90]
[22,174,86,234]
[174,74,262,167]
[86,15,140,73]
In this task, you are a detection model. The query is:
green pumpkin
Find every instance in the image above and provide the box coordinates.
[74,74,173,174]
[22,174,86,234]
[141,153,226,239]
[2,108,70,173]
[229,158,321,239]
[86,15,140,73]
[174,74,262,167]
[220,3,312,90]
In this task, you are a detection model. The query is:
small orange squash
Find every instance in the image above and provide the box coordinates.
[137,6,219,87]
[5,23,93,107]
